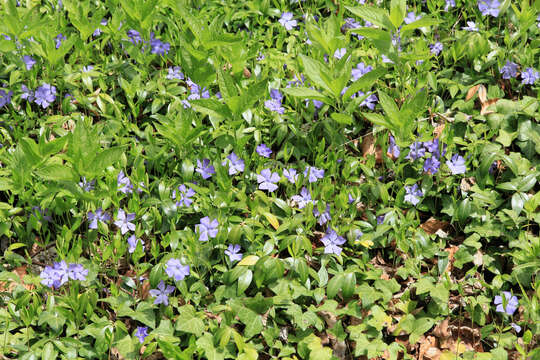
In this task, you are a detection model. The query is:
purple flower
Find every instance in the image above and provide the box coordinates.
[93,19,108,37]
[264,99,285,114]
[446,154,466,174]
[511,323,521,333]
[67,263,88,281]
[381,54,394,64]
[196,159,215,179]
[500,61,518,79]
[444,0,456,11]
[423,139,439,155]
[462,21,479,32]
[150,37,170,55]
[127,29,142,44]
[494,292,519,315]
[166,66,184,80]
[404,184,423,206]
[149,280,175,305]
[114,209,136,235]
[313,203,331,225]
[88,208,111,229]
[348,193,355,204]
[404,12,421,24]
[82,65,93,73]
[270,89,283,102]
[21,85,34,102]
[291,187,313,209]
[222,152,245,175]
[430,42,443,56]
[357,91,378,110]
[0,89,13,107]
[117,170,133,194]
[279,12,297,30]
[40,261,70,289]
[333,48,347,60]
[34,83,56,108]
[197,216,219,242]
[79,177,95,191]
[55,33,66,49]
[351,62,373,81]
[53,261,69,287]
[405,142,426,160]
[257,169,280,192]
[165,258,190,281]
[22,55,36,70]
[321,229,346,255]
[283,168,298,183]
[521,67,539,85]
[135,327,149,344]
[40,266,58,288]
[478,0,500,17]
[388,135,400,158]
[172,184,196,207]
[304,166,324,183]
[256,143,272,158]
[225,244,243,262]
[377,215,386,225]
[423,157,441,174]
[127,235,144,253]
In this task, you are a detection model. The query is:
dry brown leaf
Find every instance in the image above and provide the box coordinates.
[420,218,450,235]
[0,265,34,292]
[433,123,445,139]
[480,98,499,115]
[243,67,251,78]
[362,133,383,163]
[460,177,476,193]
[424,347,442,360]
[477,84,488,103]
[465,84,482,102]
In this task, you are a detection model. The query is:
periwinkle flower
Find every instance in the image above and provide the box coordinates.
[348,193,355,204]
[494,292,519,315]
[117,170,133,194]
[34,83,56,108]
[172,184,196,207]
[304,166,324,183]
[357,91,378,110]
[82,65,93,73]
[135,327,149,344]
[404,12,421,24]
[256,143,272,158]
[165,258,190,281]
[521,67,539,85]
[225,244,243,262]
[127,29,142,44]
[351,62,373,81]
[150,37,170,55]
[264,98,285,114]
[279,12,297,30]
[446,154,466,174]
[127,235,144,253]
[196,159,215,179]
[79,177,95,191]
[270,89,283,102]
[405,142,426,161]
[430,42,443,56]
[388,135,400,158]
[404,184,423,206]
[444,0,455,11]
[377,215,386,225]
[313,203,331,225]
[321,229,346,255]
[114,209,136,235]
[149,280,175,306]
[88,208,111,229]
[511,323,521,333]
[283,168,298,183]
[22,55,36,70]
[0,89,13,107]
[462,21,479,32]
[197,216,219,241]
[291,187,313,209]
[423,156,441,174]
[21,85,34,102]
[55,33,66,49]
[478,0,500,17]
[67,263,88,281]
[40,266,58,288]
[333,48,347,60]
[166,66,184,80]
[257,169,280,192]
[222,152,245,175]
[500,61,518,79]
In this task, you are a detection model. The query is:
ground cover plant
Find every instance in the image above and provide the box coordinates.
[0,0,539,358]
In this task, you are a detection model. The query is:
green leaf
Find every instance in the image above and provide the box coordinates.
[327,274,343,299]
[176,305,204,336]
[389,0,406,28]
[196,333,225,360]
[89,146,125,176]
[350,28,392,54]
[343,67,386,100]
[191,99,232,120]
[282,87,331,103]
[237,269,252,294]
[42,342,58,360]
[35,163,76,181]
[400,17,441,34]
[331,113,353,125]
[38,310,66,332]
[345,5,394,30]
[299,54,333,95]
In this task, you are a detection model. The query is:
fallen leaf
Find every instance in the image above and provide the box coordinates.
[362,133,383,163]
[480,98,499,115]
[420,217,450,235]
[433,123,445,138]
[465,84,482,102]
[477,84,488,103]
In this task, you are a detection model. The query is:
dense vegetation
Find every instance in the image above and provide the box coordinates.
[0,0,539,359]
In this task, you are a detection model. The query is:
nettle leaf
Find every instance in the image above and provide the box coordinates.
[300,54,334,95]
[175,305,205,336]
[282,87,332,104]
[345,5,394,30]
